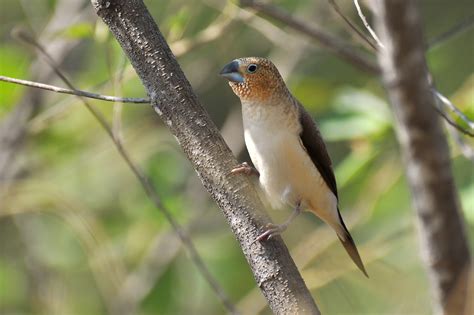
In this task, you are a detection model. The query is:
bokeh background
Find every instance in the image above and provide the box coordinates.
[0,0,473,314]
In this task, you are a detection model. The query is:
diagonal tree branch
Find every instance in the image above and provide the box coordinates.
[374,1,471,315]
[90,0,320,314]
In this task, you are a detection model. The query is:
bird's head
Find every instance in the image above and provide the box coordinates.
[219,57,287,103]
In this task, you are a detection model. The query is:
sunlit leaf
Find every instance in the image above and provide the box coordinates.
[62,22,94,39]
[320,88,392,140]
[0,259,27,306]
[460,182,474,224]
[0,45,30,115]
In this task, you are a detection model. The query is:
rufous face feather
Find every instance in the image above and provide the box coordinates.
[220,57,287,103]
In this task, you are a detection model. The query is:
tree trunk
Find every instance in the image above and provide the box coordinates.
[90,0,320,314]
[374,1,471,315]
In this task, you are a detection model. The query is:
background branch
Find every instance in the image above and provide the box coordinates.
[239,0,379,74]
[15,29,237,315]
[91,0,320,313]
[353,0,384,49]
[0,0,87,191]
[374,1,471,314]
[434,89,474,132]
[324,0,474,142]
[327,0,377,51]
[346,1,474,139]
[0,0,95,312]
[428,14,474,49]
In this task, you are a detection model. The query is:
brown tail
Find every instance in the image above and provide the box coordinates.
[336,210,369,277]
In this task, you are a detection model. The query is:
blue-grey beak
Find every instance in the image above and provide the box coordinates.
[219,60,244,83]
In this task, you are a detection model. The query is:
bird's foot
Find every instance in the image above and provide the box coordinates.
[230,162,260,177]
[255,202,301,243]
[256,223,288,242]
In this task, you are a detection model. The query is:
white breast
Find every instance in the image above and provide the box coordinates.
[242,102,338,220]
[244,126,292,207]
[242,103,300,207]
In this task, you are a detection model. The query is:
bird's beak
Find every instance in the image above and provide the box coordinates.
[219,60,244,83]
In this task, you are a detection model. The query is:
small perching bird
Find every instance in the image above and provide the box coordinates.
[220,57,368,277]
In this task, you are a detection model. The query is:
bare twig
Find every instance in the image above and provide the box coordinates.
[0,75,149,104]
[428,15,474,49]
[348,3,474,138]
[353,0,384,49]
[433,89,474,131]
[325,0,474,142]
[434,107,474,138]
[432,89,474,160]
[327,0,377,51]
[240,0,379,74]
[16,31,237,314]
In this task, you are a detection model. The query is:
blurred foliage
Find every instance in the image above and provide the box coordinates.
[0,0,473,314]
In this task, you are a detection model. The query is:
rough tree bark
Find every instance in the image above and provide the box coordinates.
[374,1,472,315]
[90,0,319,314]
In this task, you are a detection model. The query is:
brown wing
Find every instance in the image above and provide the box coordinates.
[296,101,338,199]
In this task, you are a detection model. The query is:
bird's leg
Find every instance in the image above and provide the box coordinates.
[230,162,260,177]
[256,201,302,242]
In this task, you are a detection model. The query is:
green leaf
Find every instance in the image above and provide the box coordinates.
[460,182,474,224]
[0,45,30,116]
[165,6,190,41]
[335,146,376,188]
[0,259,27,306]
[62,22,94,39]
[320,88,392,140]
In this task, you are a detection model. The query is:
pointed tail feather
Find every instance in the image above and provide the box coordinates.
[336,210,368,277]
[337,233,368,277]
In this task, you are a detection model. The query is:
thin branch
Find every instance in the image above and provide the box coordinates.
[15,31,237,314]
[324,0,474,141]
[433,89,474,131]
[327,0,378,51]
[0,75,149,104]
[434,107,474,137]
[428,15,474,50]
[240,0,380,74]
[353,0,385,49]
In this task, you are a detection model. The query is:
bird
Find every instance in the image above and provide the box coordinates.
[219,57,368,277]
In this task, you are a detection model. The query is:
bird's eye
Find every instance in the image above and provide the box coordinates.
[247,64,258,73]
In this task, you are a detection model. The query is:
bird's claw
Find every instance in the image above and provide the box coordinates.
[230,162,260,177]
[255,223,286,242]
